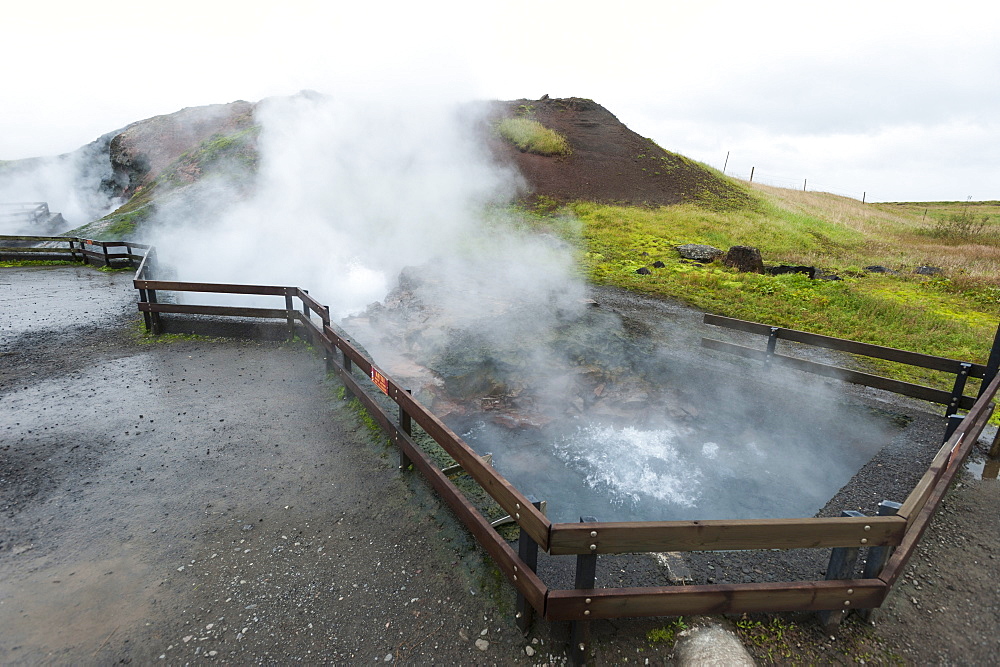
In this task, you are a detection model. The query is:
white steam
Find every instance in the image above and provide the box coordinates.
[150,92,541,317]
[0,138,120,233]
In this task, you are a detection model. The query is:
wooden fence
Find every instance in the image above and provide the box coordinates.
[128,258,999,664]
[0,234,149,268]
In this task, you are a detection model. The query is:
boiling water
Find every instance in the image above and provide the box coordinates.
[457,396,890,523]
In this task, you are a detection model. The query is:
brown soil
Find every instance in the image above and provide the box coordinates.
[487,97,752,209]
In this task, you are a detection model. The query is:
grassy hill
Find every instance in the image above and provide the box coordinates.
[529,180,1000,407]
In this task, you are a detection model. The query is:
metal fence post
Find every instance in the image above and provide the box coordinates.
[817,509,865,633]
[516,496,543,635]
[859,500,902,622]
[571,515,598,665]
[943,362,973,442]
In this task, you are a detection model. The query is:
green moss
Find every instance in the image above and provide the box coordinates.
[0,259,78,268]
[646,617,688,646]
[496,117,571,156]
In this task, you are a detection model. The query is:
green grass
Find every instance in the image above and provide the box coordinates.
[524,189,1000,419]
[0,259,78,268]
[496,117,571,156]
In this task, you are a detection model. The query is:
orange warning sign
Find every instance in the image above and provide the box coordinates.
[371,367,389,395]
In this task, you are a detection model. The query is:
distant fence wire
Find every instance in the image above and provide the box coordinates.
[718,162,868,202]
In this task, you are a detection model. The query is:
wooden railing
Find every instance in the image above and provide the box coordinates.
[0,234,149,268]
[126,257,1000,664]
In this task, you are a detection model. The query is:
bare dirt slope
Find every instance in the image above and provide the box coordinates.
[488,96,752,208]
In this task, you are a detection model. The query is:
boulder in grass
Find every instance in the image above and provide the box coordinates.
[864,265,899,275]
[723,246,765,273]
[676,244,724,262]
[914,265,943,276]
[636,267,652,275]
[767,264,816,279]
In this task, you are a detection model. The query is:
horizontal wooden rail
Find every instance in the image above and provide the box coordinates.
[702,338,977,409]
[0,246,76,254]
[321,337,548,613]
[0,234,71,242]
[134,279,291,296]
[897,375,999,523]
[138,303,291,319]
[320,322,553,550]
[881,373,999,586]
[705,314,989,378]
[295,287,330,323]
[548,515,906,555]
[546,579,887,620]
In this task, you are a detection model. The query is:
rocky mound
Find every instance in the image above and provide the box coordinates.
[109,101,256,198]
[488,97,752,208]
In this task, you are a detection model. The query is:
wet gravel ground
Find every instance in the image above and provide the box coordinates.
[2,267,998,665]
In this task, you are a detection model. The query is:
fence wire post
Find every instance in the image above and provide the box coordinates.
[398,388,412,471]
[571,515,598,666]
[859,500,902,623]
[516,496,543,635]
[817,510,865,633]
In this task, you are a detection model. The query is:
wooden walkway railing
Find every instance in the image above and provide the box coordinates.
[0,234,149,268]
[123,253,999,664]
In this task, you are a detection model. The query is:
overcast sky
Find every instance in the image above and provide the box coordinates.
[2,0,996,202]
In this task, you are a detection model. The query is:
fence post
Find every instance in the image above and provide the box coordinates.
[943,362,973,442]
[817,509,865,633]
[979,324,1000,399]
[139,288,151,332]
[147,288,162,335]
[859,500,902,623]
[68,239,78,262]
[101,241,110,267]
[284,287,295,340]
[515,496,543,635]
[398,389,412,471]
[571,515,598,666]
[342,342,352,374]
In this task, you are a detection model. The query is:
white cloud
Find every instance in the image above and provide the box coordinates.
[1,0,998,200]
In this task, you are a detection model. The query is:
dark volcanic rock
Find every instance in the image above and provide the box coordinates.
[723,246,765,273]
[915,265,944,276]
[767,264,816,279]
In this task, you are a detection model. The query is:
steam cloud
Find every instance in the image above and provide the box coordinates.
[0,137,121,234]
[144,91,895,524]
